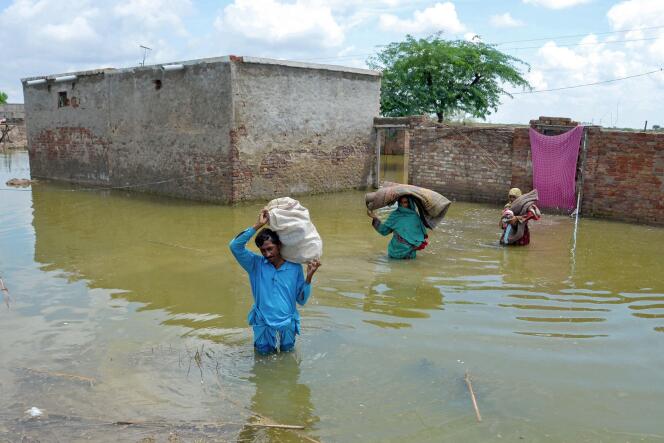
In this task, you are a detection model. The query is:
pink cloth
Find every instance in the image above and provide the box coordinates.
[529,126,584,210]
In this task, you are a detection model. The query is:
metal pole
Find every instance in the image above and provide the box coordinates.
[570,127,589,273]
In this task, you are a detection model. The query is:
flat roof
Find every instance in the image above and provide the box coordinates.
[21,55,380,82]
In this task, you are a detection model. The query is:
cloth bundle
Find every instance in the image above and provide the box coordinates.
[265,197,322,264]
[505,189,541,244]
[365,183,451,228]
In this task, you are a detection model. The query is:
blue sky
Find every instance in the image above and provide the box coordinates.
[2,0,663,128]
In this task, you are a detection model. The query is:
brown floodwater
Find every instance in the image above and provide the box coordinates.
[1,150,663,442]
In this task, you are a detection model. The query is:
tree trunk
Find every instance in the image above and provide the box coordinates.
[436,112,443,123]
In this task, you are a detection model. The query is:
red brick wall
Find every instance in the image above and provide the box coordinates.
[408,120,664,225]
[29,127,110,184]
[510,127,532,192]
[582,129,664,224]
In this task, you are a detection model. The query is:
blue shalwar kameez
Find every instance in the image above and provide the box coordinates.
[229,227,311,354]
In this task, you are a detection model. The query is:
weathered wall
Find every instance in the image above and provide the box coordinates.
[24,71,113,183]
[106,62,234,202]
[24,63,234,202]
[23,57,380,203]
[408,117,664,225]
[229,58,380,201]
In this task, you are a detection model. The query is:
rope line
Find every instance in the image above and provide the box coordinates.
[495,24,664,45]
[508,68,663,95]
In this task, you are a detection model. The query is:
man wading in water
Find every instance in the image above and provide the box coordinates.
[230,209,321,354]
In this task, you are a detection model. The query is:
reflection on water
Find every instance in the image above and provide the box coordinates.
[238,353,319,442]
[380,154,405,183]
[2,150,664,441]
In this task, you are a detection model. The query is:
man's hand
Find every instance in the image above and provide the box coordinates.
[253,209,269,230]
[306,259,321,283]
[366,208,375,219]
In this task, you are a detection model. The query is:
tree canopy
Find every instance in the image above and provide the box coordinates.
[368,34,531,122]
[0,91,7,105]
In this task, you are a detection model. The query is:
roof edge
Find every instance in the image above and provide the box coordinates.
[21,55,380,82]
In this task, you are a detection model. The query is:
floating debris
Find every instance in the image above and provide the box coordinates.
[22,367,96,387]
[6,178,34,187]
[25,407,43,418]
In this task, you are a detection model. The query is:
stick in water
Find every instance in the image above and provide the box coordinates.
[464,371,482,422]
[246,423,305,430]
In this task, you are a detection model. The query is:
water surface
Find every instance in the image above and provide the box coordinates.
[1,150,663,442]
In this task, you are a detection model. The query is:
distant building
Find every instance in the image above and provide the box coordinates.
[0,103,25,123]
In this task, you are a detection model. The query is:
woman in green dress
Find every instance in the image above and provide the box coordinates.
[368,195,429,259]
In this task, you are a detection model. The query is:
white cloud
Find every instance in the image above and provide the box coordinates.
[492,20,664,128]
[0,0,195,102]
[490,13,524,28]
[607,0,664,30]
[113,0,191,37]
[2,0,663,128]
[337,45,357,57]
[522,0,591,9]
[41,14,99,44]
[524,69,548,90]
[379,2,466,35]
[536,41,588,71]
[0,0,193,63]
[607,0,664,63]
[216,0,344,50]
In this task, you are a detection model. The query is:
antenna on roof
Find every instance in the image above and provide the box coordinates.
[139,45,152,66]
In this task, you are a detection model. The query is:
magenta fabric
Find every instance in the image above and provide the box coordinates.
[529,126,584,210]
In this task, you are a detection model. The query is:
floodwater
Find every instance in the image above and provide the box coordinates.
[380,154,406,184]
[1,150,664,442]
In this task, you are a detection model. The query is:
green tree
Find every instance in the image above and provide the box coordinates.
[0,91,7,105]
[368,34,531,123]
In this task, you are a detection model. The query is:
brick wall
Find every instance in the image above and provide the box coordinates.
[408,117,664,225]
[29,127,110,183]
[582,128,664,224]
[409,124,515,203]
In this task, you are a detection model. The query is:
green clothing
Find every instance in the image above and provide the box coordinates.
[373,198,428,259]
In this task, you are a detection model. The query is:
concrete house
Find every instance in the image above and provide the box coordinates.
[22,56,381,203]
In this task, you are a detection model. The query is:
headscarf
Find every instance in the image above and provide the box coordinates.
[505,188,523,209]
[382,197,427,247]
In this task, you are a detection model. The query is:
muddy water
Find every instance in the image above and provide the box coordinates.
[1,150,663,442]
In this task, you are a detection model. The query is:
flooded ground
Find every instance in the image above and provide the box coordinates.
[1,150,663,442]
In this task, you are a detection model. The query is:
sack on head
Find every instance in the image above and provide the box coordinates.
[265,197,323,264]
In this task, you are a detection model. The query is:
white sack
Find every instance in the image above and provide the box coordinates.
[265,197,322,264]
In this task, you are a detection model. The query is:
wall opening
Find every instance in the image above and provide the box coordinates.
[153,80,162,90]
[375,126,409,185]
[57,91,69,108]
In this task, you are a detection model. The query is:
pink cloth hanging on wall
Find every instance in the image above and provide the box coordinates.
[529,125,584,210]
